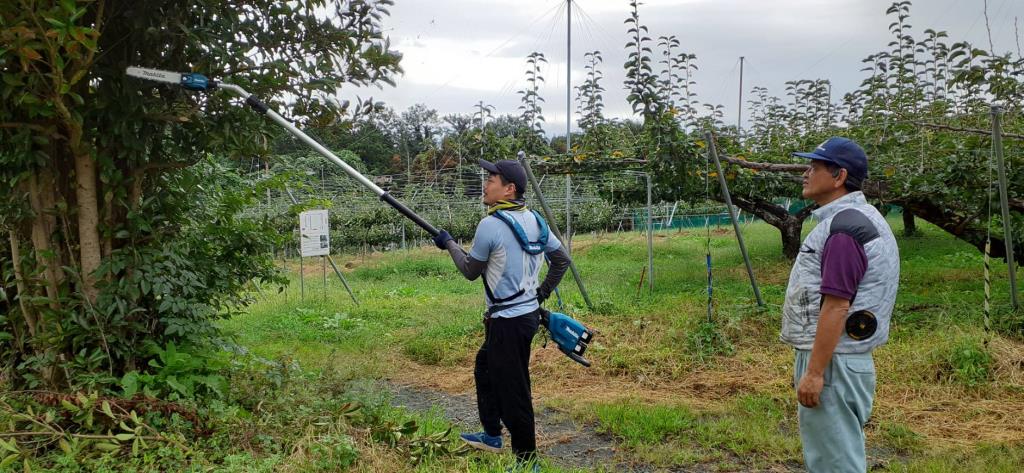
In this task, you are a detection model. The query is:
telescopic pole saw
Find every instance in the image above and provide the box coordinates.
[125,67,440,237]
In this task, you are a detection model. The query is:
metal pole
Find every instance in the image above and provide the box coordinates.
[322,255,327,301]
[299,253,305,301]
[518,151,594,310]
[991,105,1019,309]
[566,176,572,255]
[646,173,654,293]
[737,56,744,135]
[326,255,359,305]
[565,0,573,255]
[705,132,764,306]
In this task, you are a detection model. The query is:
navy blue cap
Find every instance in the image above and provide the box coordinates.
[479,159,527,196]
[793,137,868,184]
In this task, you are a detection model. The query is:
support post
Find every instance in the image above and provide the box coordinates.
[646,173,654,293]
[705,132,764,306]
[327,255,359,305]
[991,105,1019,309]
[518,151,594,310]
[737,56,744,135]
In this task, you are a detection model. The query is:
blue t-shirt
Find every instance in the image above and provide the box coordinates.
[469,210,562,318]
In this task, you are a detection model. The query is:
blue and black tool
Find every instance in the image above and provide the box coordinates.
[539,308,594,367]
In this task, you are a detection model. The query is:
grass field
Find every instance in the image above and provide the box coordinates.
[219,217,1024,472]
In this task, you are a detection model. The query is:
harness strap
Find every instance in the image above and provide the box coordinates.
[481,210,550,315]
[491,210,549,255]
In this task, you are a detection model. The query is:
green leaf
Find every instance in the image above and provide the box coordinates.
[93,442,120,452]
[165,375,189,396]
[114,433,134,441]
[61,399,80,413]
[101,401,116,419]
[120,371,139,398]
[0,454,18,469]
[0,439,18,454]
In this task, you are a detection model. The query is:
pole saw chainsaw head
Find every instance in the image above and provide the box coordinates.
[126,67,215,91]
[539,308,594,367]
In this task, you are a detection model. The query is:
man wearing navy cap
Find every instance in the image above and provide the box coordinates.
[432,158,571,471]
[783,137,900,472]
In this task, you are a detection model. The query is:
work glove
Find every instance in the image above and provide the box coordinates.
[536,288,550,305]
[433,230,454,250]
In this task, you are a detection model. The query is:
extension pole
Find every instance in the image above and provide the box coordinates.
[565,0,573,255]
[991,105,1019,309]
[125,67,438,236]
[285,186,358,305]
[518,151,594,310]
[646,173,654,293]
[705,132,764,306]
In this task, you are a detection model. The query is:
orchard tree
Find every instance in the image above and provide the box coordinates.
[0,0,401,389]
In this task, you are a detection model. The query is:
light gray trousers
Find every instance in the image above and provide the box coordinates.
[794,349,876,473]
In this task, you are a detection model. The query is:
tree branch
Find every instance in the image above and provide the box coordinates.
[0,123,63,140]
[720,155,808,173]
[915,121,1024,140]
[0,431,167,442]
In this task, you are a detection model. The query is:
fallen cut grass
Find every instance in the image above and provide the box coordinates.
[224,217,1024,471]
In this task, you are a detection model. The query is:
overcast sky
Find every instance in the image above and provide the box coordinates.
[353,0,1024,135]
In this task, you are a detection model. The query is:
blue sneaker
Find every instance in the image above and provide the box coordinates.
[459,431,503,453]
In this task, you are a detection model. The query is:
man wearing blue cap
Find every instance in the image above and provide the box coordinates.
[783,137,900,472]
[432,158,571,471]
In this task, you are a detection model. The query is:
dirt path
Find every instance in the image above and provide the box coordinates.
[385,381,802,472]
[386,381,630,471]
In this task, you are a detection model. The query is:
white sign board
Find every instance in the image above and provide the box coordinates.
[299,209,330,257]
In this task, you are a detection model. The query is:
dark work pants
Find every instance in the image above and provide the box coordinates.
[475,310,540,460]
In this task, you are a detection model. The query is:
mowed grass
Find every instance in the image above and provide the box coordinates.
[222,216,1024,471]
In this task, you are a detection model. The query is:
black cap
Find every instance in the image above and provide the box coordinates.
[792,137,868,186]
[479,159,527,196]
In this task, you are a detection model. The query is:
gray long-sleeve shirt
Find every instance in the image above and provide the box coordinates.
[445,238,570,305]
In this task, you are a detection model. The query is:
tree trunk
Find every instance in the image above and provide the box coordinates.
[902,208,917,236]
[7,230,36,337]
[27,170,63,310]
[729,195,816,260]
[780,218,804,260]
[74,152,102,303]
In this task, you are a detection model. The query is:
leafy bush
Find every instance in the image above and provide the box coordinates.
[686,321,735,362]
[931,334,993,387]
[120,342,228,401]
